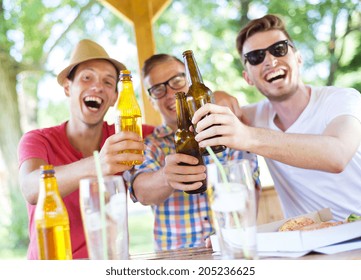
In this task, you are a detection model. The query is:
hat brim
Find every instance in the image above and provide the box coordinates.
[57,57,126,86]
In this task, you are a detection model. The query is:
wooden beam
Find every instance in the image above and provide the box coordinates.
[99,0,172,126]
[130,1,160,126]
[98,0,133,25]
[151,0,172,23]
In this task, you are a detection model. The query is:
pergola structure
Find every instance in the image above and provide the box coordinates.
[100,0,172,126]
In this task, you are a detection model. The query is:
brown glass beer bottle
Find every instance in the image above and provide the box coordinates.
[182,50,226,156]
[114,69,143,166]
[34,165,72,260]
[174,91,207,194]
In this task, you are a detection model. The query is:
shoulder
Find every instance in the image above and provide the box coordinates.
[20,123,66,143]
[312,85,361,100]
[242,99,270,126]
[310,85,361,123]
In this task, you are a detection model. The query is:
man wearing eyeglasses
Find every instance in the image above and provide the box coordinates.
[124,54,260,251]
[192,14,361,222]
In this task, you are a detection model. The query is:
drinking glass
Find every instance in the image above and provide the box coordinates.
[79,175,129,260]
[207,159,257,259]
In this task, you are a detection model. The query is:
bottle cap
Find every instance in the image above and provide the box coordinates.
[175,91,186,99]
[182,50,193,56]
[120,69,132,78]
[40,164,55,175]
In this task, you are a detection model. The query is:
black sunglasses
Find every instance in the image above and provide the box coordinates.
[244,40,294,66]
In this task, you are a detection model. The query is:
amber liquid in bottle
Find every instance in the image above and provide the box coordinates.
[34,165,72,260]
[182,50,226,156]
[174,91,207,194]
[114,69,143,166]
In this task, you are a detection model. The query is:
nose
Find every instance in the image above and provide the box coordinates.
[165,84,178,98]
[91,79,104,93]
[264,52,278,67]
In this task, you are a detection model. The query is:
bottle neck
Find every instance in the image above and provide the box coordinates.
[119,78,135,95]
[41,175,59,192]
[175,92,192,130]
[117,76,141,115]
[183,51,204,86]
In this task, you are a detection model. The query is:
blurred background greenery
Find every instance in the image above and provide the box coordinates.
[0,0,360,259]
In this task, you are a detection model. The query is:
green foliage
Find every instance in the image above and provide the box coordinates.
[38,101,69,128]
[0,184,28,260]
[128,211,154,254]
[155,0,361,100]
[8,187,28,249]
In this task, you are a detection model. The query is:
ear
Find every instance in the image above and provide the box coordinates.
[63,79,71,97]
[242,69,254,86]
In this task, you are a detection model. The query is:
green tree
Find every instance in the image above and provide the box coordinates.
[154,0,361,100]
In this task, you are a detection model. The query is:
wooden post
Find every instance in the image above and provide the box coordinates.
[100,0,171,126]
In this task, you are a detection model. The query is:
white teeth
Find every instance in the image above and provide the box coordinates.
[84,96,102,104]
[266,69,285,81]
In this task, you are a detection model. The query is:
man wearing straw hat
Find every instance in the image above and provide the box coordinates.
[17,39,152,259]
[125,54,261,252]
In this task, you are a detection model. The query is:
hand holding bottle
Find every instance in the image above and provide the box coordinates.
[98,131,145,174]
[182,50,226,155]
[191,103,249,152]
[162,153,207,193]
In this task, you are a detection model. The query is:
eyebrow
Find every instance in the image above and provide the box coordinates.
[82,67,117,81]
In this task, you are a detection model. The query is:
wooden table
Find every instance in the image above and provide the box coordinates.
[131,246,361,260]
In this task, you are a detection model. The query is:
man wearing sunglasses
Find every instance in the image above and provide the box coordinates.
[124,54,260,251]
[192,14,361,222]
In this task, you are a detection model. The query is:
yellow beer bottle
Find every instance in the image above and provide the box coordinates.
[114,69,143,166]
[174,91,207,194]
[34,165,72,260]
[182,50,226,156]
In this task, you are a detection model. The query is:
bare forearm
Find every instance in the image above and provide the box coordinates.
[53,157,96,195]
[247,127,352,172]
[132,169,174,205]
[20,157,96,205]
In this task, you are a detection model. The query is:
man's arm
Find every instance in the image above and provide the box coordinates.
[19,132,145,205]
[131,153,206,205]
[192,103,361,172]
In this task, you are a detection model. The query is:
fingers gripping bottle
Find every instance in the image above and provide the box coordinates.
[182,50,226,156]
[34,165,72,260]
[114,69,143,166]
[174,91,207,194]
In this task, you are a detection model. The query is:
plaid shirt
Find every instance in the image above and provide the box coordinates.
[126,124,260,251]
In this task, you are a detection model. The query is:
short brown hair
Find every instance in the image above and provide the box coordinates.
[236,14,293,59]
[142,54,183,79]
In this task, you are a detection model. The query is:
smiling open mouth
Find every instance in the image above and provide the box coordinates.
[84,96,102,109]
[266,69,286,83]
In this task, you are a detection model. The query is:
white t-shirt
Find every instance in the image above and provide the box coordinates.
[251,85,361,221]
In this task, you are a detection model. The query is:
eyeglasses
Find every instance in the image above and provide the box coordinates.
[147,73,186,99]
[244,40,294,66]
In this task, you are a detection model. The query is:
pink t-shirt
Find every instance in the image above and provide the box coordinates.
[18,121,154,259]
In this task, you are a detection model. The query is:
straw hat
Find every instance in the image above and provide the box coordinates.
[57,39,126,86]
